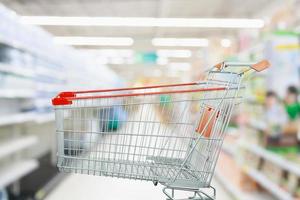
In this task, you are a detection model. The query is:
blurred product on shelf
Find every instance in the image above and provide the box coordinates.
[261,160,283,184]
[284,86,300,121]
[100,106,128,131]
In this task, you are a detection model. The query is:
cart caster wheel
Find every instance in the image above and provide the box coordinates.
[153,181,158,186]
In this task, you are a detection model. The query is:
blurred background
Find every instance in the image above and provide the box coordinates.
[0,0,299,200]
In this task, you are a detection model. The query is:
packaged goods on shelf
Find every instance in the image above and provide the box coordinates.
[217,151,259,192]
[261,160,284,184]
[0,4,119,117]
[287,173,299,195]
[241,150,261,170]
[0,4,121,194]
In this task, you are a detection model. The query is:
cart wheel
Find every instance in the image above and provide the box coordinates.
[153,181,158,186]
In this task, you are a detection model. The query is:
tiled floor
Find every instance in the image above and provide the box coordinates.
[46,174,233,200]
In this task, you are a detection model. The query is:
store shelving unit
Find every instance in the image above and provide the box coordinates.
[215,170,248,200]
[0,160,39,188]
[0,89,36,99]
[218,139,300,199]
[0,136,38,159]
[243,167,294,200]
[0,4,119,197]
[0,112,36,126]
[0,63,35,78]
[240,142,300,177]
[215,169,274,200]
[0,112,55,126]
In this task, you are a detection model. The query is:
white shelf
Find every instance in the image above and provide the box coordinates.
[244,167,294,200]
[0,37,58,66]
[36,66,66,80]
[0,112,54,126]
[0,136,38,160]
[240,142,300,177]
[0,89,36,98]
[0,159,39,188]
[216,169,275,200]
[34,112,55,123]
[0,112,36,126]
[215,170,247,200]
[0,63,35,78]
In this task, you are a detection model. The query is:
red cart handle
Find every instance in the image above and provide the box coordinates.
[52,82,225,106]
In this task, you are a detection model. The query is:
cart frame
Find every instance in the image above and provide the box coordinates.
[52,60,269,200]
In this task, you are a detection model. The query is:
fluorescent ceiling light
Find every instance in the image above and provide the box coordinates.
[21,16,265,28]
[156,50,192,58]
[82,49,134,57]
[153,38,209,47]
[221,39,231,47]
[53,37,134,46]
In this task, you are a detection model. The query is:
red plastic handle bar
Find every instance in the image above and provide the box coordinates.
[74,82,199,94]
[52,82,226,106]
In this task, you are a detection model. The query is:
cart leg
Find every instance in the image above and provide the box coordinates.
[188,192,198,199]
[172,188,175,198]
[153,180,158,186]
[162,187,174,200]
[162,186,215,200]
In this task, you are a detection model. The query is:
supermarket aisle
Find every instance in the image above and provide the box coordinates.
[45,174,233,200]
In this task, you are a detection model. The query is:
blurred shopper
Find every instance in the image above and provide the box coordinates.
[284,86,300,121]
[264,91,287,137]
[281,86,300,140]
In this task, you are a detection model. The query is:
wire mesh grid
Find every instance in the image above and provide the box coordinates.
[54,70,242,189]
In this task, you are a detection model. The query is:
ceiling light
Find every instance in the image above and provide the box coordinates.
[156,50,192,58]
[82,49,134,57]
[153,38,209,47]
[221,39,231,47]
[21,16,265,29]
[53,37,134,46]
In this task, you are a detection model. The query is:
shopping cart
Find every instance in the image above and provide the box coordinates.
[52,60,270,200]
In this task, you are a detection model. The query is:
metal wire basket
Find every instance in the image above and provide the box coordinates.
[52,60,269,200]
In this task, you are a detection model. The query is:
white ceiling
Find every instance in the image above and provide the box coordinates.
[0,0,283,80]
[0,0,276,41]
[0,0,271,17]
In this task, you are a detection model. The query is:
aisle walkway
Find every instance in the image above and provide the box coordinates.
[46,174,233,200]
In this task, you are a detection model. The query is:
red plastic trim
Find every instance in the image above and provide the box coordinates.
[59,92,76,98]
[74,82,198,94]
[51,82,227,106]
[52,86,226,106]
[52,92,76,106]
[70,87,225,100]
[52,97,72,106]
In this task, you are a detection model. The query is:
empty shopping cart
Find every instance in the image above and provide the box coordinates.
[52,60,270,200]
